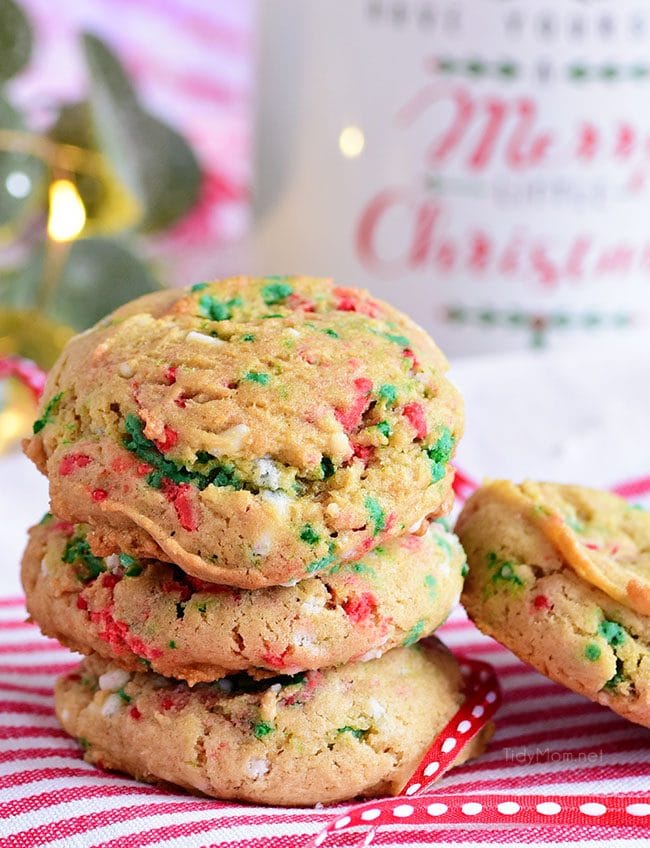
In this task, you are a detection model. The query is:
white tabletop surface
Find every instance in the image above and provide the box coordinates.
[1,335,648,597]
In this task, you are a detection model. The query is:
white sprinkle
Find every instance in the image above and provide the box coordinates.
[218,423,250,452]
[100,693,123,716]
[358,648,383,662]
[252,533,273,557]
[246,758,269,779]
[286,328,300,338]
[186,331,224,347]
[260,490,291,518]
[328,431,350,457]
[40,557,48,576]
[99,669,131,692]
[408,518,425,534]
[254,458,281,491]
[216,678,233,693]
[105,554,121,573]
[325,502,340,518]
[292,629,315,647]
[301,596,324,614]
[118,362,134,378]
[60,708,70,722]
[368,698,386,719]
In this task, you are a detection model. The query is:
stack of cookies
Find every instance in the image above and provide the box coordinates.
[22,276,487,806]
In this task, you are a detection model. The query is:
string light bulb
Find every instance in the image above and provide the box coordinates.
[47,179,86,243]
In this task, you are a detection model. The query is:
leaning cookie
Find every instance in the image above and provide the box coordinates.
[24,276,462,589]
[23,515,466,684]
[457,480,650,728]
[55,640,490,806]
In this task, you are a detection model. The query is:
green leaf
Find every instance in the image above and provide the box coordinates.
[51,237,160,329]
[81,33,201,232]
[0,0,32,81]
[0,96,45,228]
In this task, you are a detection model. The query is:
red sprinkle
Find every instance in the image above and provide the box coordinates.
[91,489,108,502]
[53,520,75,535]
[161,696,175,711]
[129,706,142,720]
[76,594,88,610]
[136,463,152,477]
[343,592,378,624]
[161,577,192,602]
[101,573,121,590]
[584,542,601,551]
[403,348,420,369]
[335,377,373,432]
[351,442,375,465]
[174,396,188,409]
[164,366,177,385]
[161,480,199,532]
[333,287,383,318]
[402,401,428,440]
[286,293,315,312]
[261,647,290,669]
[59,453,91,476]
[533,594,551,611]
[111,455,133,474]
[155,425,179,453]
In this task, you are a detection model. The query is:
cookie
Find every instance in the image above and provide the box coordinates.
[457,479,650,727]
[23,515,465,684]
[54,640,489,806]
[24,276,462,588]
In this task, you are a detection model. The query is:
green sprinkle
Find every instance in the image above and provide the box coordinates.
[337,726,368,740]
[323,328,339,338]
[424,574,437,598]
[39,512,53,525]
[565,515,585,533]
[461,561,469,578]
[378,384,397,406]
[198,294,241,321]
[116,687,131,704]
[123,414,241,492]
[604,658,627,690]
[33,392,63,434]
[374,330,410,347]
[118,553,142,577]
[434,532,453,556]
[168,640,178,649]
[62,534,106,582]
[138,658,152,670]
[253,721,274,739]
[584,643,601,662]
[241,333,256,342]
[321,456,335,479]
[306,542,337,574]
[261,281,293,304]
[190,282,208,292]
[426,427,455,482]
[197,602,207,614]
[348,562,377,577]
[486,552,524,589]
[376,420,392,438]
[79,737,90,751]
[244,371,270,385]
[364,496,386,536]
[300,524,320,545]
[403,619,425,647]
[598,619,627,647]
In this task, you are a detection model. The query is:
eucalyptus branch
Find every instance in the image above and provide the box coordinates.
[0,129,103,175]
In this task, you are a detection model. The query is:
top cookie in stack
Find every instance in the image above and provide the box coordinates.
[24,276,463,588]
